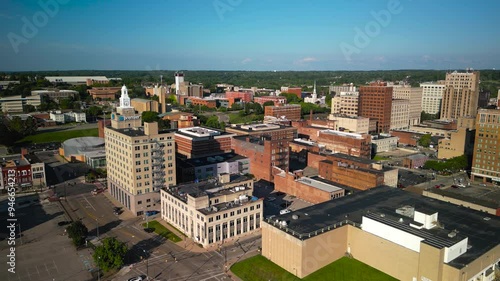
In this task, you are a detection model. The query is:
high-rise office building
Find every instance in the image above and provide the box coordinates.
[330,85,359,117]
[392,85,422,126]
[471,109,500,184]
[440,71,480,120]
[420,82,446,115]
[358,83,393,133]
[105,86,176,216]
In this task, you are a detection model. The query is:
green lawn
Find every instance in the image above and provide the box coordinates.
[17,128,99,144]
[142,220,182,243]
[373,155,389,161]
[228,113,264,124]
[231,255,398,281]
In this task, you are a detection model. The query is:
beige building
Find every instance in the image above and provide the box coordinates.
[160,174,262,248]
[437,117,476,160]
[105,86,176,216]
[262,186,500,280]
[371,134,399,153]
[328,114,369,134]
[393,85,422,125]
[471,109,500,183]
[131,98,159,114]
[441,71,480,120]
[0,95,41,113]
[421,82,446,115]
[390,99,410,130]
[330,87,359,117]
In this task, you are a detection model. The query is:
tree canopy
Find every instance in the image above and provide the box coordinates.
[418,134,432,147]
[93,237,128,272]
[66,220,88,247]
[423,155,468,173]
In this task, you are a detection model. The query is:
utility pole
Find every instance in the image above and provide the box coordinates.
[97,256,101,281]
[96,219,99,239]
[143,249,149,280]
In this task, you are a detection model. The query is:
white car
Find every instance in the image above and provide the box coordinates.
[280,209,291,215]
[128,277,143,281]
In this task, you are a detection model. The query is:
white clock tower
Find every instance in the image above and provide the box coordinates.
[119,85,132,108]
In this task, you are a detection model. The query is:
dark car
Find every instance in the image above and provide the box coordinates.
[451,185,458,188]
[275,192,285,196]
[145,211,159,217]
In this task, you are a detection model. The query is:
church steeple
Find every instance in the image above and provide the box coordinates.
[313,80,317,98]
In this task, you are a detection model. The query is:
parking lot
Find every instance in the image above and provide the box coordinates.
[0,193,94,281]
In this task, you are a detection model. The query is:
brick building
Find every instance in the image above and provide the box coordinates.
[87,87,121,100]
[225,91,253,107]
[317,130,372,159]
[254,96,287,106]
[225,123,296,141]
[175,127,234,159]
[389,130,424,146]
[359,84,393,133]
[273,170,347,204]
[161,112,200,129]
[318,153,398,189]
[186,97,217,109]
[264,104,302,121]
[232,135,289,182]
[0,154,46,190]
[280,87,302,99]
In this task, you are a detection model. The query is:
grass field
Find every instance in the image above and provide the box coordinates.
[373,155,389,161]
[17,128,99,144]
[142,220,182,243]
[231,255,398,281]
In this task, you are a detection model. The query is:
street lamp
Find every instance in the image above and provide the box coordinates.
[96,219,99,240]
[143,249,149,281]
[97,256,101,281]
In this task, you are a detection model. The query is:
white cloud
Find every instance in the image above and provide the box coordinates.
[241,58,252,64]
[374,56,386,62]
[296,57,318,64]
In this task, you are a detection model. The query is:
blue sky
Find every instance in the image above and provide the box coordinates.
[1,0,499,71]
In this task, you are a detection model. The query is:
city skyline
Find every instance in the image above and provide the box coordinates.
[1,0,499,71]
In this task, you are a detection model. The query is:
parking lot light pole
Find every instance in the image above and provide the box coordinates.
[97,256,101,281]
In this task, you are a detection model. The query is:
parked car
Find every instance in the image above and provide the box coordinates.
[128,277,143,281]
[451,185,458,188]
[145,210,159,216]
[58,221,72,226]
[280,209,291,215]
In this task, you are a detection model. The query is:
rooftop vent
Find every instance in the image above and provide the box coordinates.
[483,217,491,221]
[448,230,458,238]
[398,218,404,223]
[292,214,299,220]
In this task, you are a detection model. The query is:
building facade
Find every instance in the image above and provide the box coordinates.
[328,115,369,134]
[471,109,500,183]
[358,85,393,133]
[390,99,410,130]
[254,96,287,106]
[330,86,359,117]
[264,104,302,121]
[316,130,372,159]
[131,98,159,114]
[175,127,234,159]
[176,153,250,183]
[261,186,500,280]
[0,95,41,113]
[105,86,176,216]
[421,82,446,115]
[160,174,262,248]
[441,71,480,120]
[392,85,422,126]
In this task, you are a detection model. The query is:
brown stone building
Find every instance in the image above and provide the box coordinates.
[316,130,372,159]
[318,153,398,189]
[264,104,301,121]
[88,87,121,100]
[359,84,393,133]
[273,169,347,204]
[232,135,289,182]
[471,109,500,183]
[161,112,200,129]
[390,130,423,146]
[441,71,480,120]
[174,127,234,159]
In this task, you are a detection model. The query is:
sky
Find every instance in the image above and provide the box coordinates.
[0,0,499,71]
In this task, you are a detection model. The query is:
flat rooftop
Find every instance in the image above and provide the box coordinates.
[182,153,247,166]
[229,123,291,132]
[109,127,175,137]
[266,186,500,269]
[296,177,343,193]
[319,129,364,139]
[166,175,252,200]
[330,153,374,165]
[176,126,226,138]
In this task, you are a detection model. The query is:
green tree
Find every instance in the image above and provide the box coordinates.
[142,111,160,123]
[418,134,432,147]
[66,220,88,247]
[59,98,74,110]
[262,101,275,108]
[205,115,222,129]
[252,102,263,114]
[280,93,302,103]
[93,237,128,272]
[8,116,38,137]
[421,111,439,121]
[86,106,103,119]
[23,104,36,113]
[151,95,159,102]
